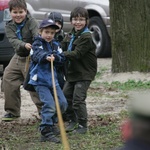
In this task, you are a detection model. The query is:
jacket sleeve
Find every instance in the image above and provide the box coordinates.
[52,49,66,66]
[28,17,39,40]
[31,40,50,63]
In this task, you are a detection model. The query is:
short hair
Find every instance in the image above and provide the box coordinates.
[8,0,27,12]
[70,7,89,21]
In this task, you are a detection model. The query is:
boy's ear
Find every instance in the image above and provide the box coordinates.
[39,29,42,35]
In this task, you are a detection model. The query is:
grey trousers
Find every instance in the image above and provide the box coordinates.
[2,54,42,116]
[63,80,91,127]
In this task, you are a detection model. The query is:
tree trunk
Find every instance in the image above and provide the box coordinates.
[110,0,150,73]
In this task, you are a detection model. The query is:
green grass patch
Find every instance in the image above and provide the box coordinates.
[0,113,129,150]
[95,67,108,79]
[91,80,150,90]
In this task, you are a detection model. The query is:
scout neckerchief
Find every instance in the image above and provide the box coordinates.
[15,19,26,40]
[67,26,90,51]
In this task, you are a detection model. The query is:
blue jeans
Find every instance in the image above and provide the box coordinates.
[34,85,68,130]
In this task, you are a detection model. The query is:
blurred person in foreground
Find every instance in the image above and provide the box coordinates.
[117,91,150,150]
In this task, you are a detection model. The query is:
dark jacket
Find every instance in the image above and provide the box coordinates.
[55,29,65,43]
[5,14,39,57]
[29,36,66,88]
[118,139,150,150]
[61,26,97,82]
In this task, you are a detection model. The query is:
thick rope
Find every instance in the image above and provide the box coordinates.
[51,59,70,150]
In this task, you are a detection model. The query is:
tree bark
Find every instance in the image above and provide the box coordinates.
[110,0,150,72]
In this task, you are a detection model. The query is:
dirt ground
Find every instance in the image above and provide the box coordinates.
[1,58,150,123]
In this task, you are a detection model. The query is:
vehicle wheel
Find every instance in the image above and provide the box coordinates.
[88,16,111,58]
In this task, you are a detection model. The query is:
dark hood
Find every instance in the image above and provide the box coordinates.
[48,12,64,29]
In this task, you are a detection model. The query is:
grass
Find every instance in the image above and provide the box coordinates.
[0,112,128,150]
[0,80,130,150]
[91,79,150,90]
[104,80,150,90]
[1,63,150,150]
[91,63,150,90]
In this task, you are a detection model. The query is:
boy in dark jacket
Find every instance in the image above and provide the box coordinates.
[2,0,41,121]
[62,7,97,134]
[29,19,68,143]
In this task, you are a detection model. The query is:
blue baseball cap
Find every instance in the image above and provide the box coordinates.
[39,19,59,29]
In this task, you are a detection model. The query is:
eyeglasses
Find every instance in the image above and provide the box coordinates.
[72,18,86,23]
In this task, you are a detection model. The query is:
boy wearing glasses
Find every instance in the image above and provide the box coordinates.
[62,7,97,134]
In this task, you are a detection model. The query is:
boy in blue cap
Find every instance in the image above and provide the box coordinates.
[28,19,68,143]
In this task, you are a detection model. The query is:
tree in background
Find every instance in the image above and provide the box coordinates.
[110,0,150,73]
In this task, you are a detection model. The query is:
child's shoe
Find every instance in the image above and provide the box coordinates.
[2,113,19,122]
[72,124,88,134]
[40,126,60,143]
[65,121,79,132]
[52,125,60,135]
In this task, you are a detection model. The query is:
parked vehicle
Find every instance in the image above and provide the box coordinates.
[0,0,111,69]
[0,0,15,70]
[26,0,111,57]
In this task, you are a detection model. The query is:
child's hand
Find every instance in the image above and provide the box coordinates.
[25,43,32,50]
[46,55,55,62]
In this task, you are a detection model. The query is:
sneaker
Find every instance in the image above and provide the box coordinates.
[52,125,60,135]
[72,124,88,134]
[40,133,60,143]
[65,121,79,132]
[2,113,19,122]
[40,126,60,143]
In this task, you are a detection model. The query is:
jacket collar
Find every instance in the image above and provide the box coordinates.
[71,26,88,37]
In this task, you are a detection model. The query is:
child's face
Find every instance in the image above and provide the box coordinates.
[71,17,86,31]
[40,27,56,42]
[10,7,27,24]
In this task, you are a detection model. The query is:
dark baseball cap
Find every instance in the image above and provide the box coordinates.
[39,19,59,29]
